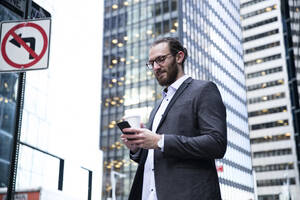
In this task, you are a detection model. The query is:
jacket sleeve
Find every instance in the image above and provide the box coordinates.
[163,81,227,159]
[130,148,143,163]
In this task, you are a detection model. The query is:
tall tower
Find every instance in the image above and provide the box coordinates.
[101,1,254,199]
[241,0,300,199]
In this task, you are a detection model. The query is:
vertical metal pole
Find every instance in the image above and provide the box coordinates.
[88,170,93,200]
[58,159,64,191]
[6,0,31,199]
[6,72,26,200]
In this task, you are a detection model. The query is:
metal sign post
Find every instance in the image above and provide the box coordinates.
[6,1,30,199]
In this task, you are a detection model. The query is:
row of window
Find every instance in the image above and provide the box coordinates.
[247,79,284,92]
[152,0,177,17]
[253,148,292,158]
[293,42,300,48]
[292,30,300,36]
[105,0,177,17]
[250,133,291,144]
[104,3,177,33]
[244,54,281,67]
[253,162,294,172]
[290,6,300,12]
[104,19,178,49]
[243,17,277,31]
[244,41,280,54]
[247,66,282,79]
[248,106,287,117]
[104,0,131,12]
[257,178,295,187]
[248,92,285,104]
[258,194,279,200]
[244,29,278,43]
[240,0,267,8]
[251,119,288,131]
[241,4,277,20]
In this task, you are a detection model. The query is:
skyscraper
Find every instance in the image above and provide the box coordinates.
[101,0,254,199]
[240,0,300,199]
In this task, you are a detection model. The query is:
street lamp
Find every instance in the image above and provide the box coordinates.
[107,170,126,200]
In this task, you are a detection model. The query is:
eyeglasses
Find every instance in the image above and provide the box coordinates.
[146,53,172,70]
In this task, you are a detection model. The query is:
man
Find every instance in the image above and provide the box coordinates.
[121,37,227,200]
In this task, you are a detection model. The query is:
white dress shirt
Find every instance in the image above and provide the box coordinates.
[142,75,190,200]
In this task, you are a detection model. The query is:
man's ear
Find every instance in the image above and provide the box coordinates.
[176,51,185,64]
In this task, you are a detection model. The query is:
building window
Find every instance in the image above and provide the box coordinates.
[257,178,295,187]
[244,54,281,67]
[247,66,282,79]
[244,41,280,54]
[248,92,285,104]
[240,0,268,8]
[247,79,284,91]
[241,4,277,19]
[251,119,288,130]
[248,106,287,117]
[243,29,278,43]
[253,163,294,172]
[258,194,279,200]
[250,133,291,144]
[243,17,278,31]
[253,148,292,158]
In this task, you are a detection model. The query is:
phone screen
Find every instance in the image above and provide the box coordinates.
[117,121,135,135]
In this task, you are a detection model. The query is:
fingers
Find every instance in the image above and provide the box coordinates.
[122,127,141,134]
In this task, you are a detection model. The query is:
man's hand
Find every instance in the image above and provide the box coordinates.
[121,128,162,150]
[121,137,140,153]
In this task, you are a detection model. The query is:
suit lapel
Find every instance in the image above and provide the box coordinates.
[156,77,193,131]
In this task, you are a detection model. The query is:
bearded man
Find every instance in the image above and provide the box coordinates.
[121,37,227,200]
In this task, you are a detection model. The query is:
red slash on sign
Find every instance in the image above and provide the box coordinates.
[1,22,48,69]
[10,33,37,59]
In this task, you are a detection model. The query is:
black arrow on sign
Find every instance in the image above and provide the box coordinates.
[10,34,36,60]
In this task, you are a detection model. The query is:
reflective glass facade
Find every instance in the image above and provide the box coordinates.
[101,0,254,199]
[0,4,21,189]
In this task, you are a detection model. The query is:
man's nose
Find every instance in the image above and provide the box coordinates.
[153,62,161,70]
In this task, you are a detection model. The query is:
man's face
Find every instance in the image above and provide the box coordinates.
[148,42,179,87]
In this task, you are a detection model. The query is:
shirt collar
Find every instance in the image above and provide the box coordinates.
[162,75,190,97]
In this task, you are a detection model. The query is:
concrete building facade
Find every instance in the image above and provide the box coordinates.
[240,0,300,199]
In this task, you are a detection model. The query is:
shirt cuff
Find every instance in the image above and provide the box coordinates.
[157,134,164,151]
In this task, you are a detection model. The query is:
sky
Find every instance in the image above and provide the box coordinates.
[22,0,104,198]
[31,0,103,163]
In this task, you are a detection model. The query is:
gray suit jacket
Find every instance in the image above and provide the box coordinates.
[129,78,227,200]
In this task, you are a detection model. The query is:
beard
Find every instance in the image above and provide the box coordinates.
[155,58,178,86]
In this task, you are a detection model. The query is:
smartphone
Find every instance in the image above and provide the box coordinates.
[117,121,135,135]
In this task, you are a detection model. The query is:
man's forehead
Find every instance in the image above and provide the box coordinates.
[149,42,169,57]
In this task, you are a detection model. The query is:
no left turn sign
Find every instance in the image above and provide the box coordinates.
[0,18,51,72]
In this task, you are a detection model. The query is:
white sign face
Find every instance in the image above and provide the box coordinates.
[0,18,51,72]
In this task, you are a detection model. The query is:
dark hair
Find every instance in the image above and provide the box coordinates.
[151,37,188,69]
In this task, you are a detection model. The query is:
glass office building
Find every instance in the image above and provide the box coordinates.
[0,3,22,190]
[241,0,300,199]
[101,0,254,199]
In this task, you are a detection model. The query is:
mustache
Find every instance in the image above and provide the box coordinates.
[155,69,166,75]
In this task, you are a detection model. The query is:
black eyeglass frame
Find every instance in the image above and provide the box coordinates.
[145,53,173,70]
